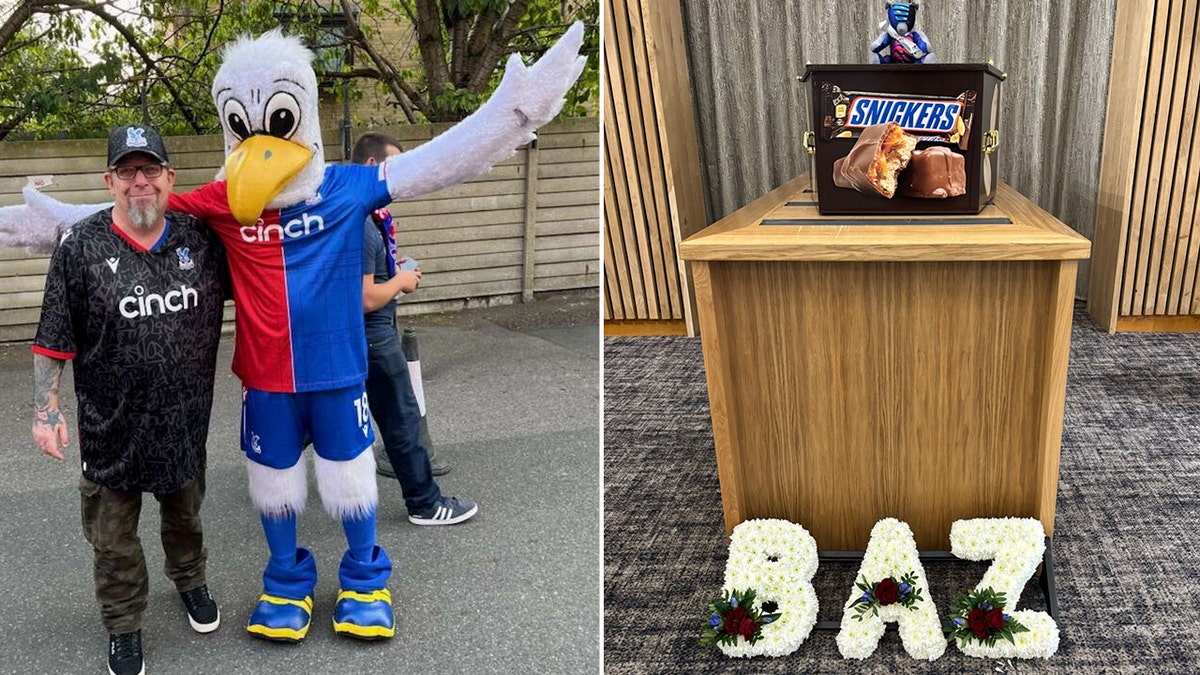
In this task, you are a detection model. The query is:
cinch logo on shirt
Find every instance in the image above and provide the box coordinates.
[119,284,200,319]
[239,213,326,242]
[846,96,962,134]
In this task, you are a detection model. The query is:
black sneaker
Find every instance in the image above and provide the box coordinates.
[108,630,143,675]
[180,585,221,633]
[408,496,478,525]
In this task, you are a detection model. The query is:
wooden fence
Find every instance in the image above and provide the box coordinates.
[0,118,600,342]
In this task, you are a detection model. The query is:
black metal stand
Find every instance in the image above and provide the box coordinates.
[811,537,1058,631]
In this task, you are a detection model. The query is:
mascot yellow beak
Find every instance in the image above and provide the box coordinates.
[223,136,313,226]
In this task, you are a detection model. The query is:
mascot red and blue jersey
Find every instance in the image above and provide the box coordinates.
[169,165,391,393]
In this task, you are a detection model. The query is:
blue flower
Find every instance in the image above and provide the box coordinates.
[953,617,965,626]
[1004,614,1011,623]
[764,617,773,623]
[730,596,738,608]
[709,614,721,627]
[981,601,991,611]
[899,582,911,594]
[861,592,871,603]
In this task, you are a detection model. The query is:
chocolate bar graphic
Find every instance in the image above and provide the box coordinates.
[832,122,917,199]
[900,146,966,198]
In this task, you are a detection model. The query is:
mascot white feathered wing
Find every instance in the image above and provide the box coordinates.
[1,24,586,643]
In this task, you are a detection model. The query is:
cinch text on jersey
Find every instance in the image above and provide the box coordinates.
[847,96,962,133]
[239,213,326,242]
[119,284,200,319]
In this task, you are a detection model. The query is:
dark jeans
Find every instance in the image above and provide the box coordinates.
[80,475,207,633]
[366,332,441,512]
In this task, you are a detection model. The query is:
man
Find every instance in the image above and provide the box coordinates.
[352,132,478,525]
[354,131,451,479]
[32,125,227,675]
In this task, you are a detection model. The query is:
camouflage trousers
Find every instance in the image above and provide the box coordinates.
[80,475,208,633]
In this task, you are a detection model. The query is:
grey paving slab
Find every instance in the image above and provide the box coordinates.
[0,291,600,675]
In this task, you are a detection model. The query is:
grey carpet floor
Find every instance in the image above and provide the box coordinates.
[603,303,1200,673]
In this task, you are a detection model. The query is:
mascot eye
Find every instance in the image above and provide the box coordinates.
[264,92,301,139]
[223,99,252,141]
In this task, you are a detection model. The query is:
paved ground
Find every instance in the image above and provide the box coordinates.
[0,290,600,675]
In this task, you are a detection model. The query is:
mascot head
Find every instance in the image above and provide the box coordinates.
[885,1,918,34]
[213,30,326,225]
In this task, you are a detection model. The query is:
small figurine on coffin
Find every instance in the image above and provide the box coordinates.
[869,1,936,64]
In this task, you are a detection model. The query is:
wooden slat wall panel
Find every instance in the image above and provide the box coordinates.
[1090,0,1200,330]
[1125,0,1182,316]
[1157,0,1200,314]
[1123,0,1200,317]
[1174,28,1200,313]
[677,0,1116,298]
[603,0,687,321]
[0,119,599,342]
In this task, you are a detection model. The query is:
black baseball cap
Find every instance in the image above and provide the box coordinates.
[107,124,170,167]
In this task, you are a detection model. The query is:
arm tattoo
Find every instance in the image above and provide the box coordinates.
[33,354,65,427]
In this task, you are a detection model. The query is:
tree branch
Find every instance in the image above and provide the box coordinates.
[0,108,33,142]
[449,15,468,84]
[464,0,529,93]
[413,0,449,101]
[461,5,501,86]
[339,0,418,123]
[42,0,205,132]
[0,0,37,56]
[316,67,386,79]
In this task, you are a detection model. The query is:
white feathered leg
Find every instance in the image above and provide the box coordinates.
[313,450,378,520]
[246,458,308,517]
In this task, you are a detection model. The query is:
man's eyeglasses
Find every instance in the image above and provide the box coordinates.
[110,164,166,181]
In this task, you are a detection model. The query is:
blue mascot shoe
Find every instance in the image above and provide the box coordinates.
[332,589,395,640]
[246,594,314,642]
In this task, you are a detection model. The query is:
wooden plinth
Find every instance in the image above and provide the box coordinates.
[680,175,1091,550]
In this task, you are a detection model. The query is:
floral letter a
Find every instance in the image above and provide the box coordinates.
[837,518,945,661]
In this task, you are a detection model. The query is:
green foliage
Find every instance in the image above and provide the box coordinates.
[847,570,924,621]
[0,0,598,139]
[0,27,124,138]
[698,588,781,648]
[442,0,511,19]
[428,82,487,119]
[942,587,1030,647]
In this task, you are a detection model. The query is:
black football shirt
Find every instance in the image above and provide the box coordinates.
[34,208,229,493]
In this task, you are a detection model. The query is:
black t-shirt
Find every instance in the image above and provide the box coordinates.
[34,208,229,493]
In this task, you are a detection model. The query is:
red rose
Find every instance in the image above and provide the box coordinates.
[723,607,747,634]
[966,608,990,639]
[738,617,758,639]
[874,578,900,605]
[985,608,1006,630]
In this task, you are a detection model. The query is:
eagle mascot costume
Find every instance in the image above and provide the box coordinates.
[1,24,585,642]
